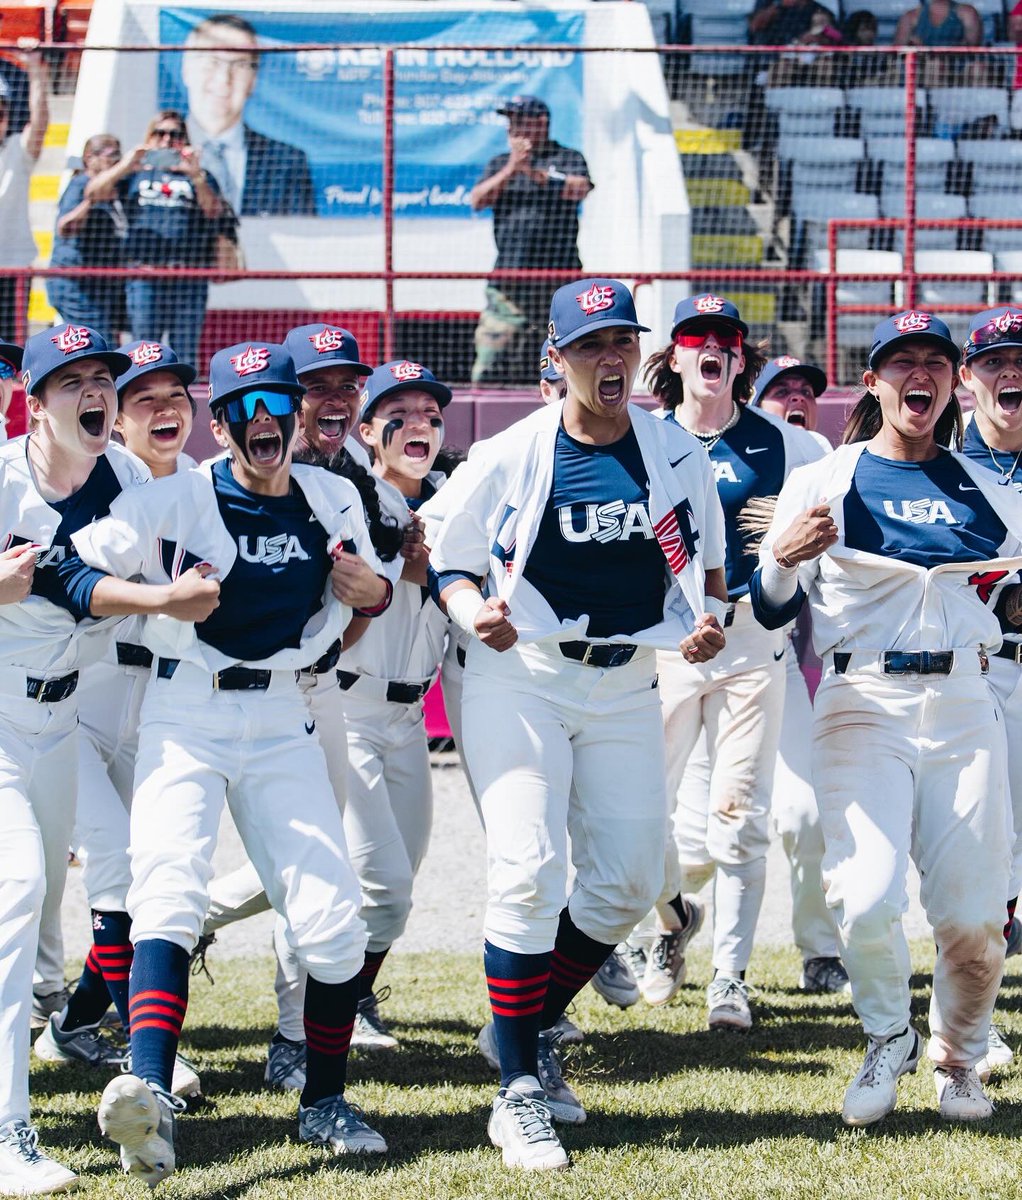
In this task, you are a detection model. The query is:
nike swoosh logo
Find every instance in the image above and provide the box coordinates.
[747,447,768,455]
[773,649,785,661]
[958,484,979,492]
[668,453,692,468]
[305,722,316,735]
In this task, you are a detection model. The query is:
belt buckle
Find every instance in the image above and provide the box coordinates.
[212,671,220,692]
[1015,645,1022,666]
[33,679,47,703]
[884,652,911,676]
[980,650,990,674]
[581,643,594,666]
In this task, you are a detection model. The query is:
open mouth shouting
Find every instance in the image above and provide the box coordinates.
[597,373,626,405]
[997,385,1022,415]
[150,419,181,444]
[903,387,933,415]
[316,409,350,444]
[785,408,807,427]
[403,436,431,461]
[79,404,106,439]
[248,426,283,465]
[699,352,723,384]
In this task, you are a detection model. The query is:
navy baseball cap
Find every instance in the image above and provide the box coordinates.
[207,342,305,410]
[547,278,650,349]
[0,340,22,381]
[962,306,1022,364]
[117,341,196,398]
[751,356,827,406]
[283,324,373,378]
[670,294,749,341]
[21,324,130,397]
[868,310,960,369]
[540,338,562,383]
[359,360,452,422]
[497,95,549,119]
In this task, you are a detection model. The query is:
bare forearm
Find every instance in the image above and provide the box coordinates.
[90,576,171,617]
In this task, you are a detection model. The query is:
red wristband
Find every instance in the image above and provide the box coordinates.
[353,575,393,618]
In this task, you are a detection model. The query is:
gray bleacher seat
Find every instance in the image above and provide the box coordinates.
[915,249,994,307]
[766,86,845,137]
[793,190,880,258]
[868,137,955,192]
[685,0,758,76]
[956,139,1022,166]
[929,87,1009,137]
[813,247,904,345]
[972,163,1022,192]
[879,192,966,251]
[969,194,1022,254]
[848,86,926,141]
[995,251,1022,305]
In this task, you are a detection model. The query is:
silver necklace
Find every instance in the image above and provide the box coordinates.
[677,400,739,452]
[988,441,1022,485]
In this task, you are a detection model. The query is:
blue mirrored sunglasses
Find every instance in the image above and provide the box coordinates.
[218,389,300,424]
[0,359,17,381]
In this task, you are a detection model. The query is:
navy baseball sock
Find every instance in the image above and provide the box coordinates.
[61,947,110,1032]
[301,973,359,1108]
[539,908,615,1029]
[484,939,550,1088]
[90,909,133,1029]
[1005,897,1018,941]
[667,893,695,929]
[357,947,389,1003]
[128,938,189,1093]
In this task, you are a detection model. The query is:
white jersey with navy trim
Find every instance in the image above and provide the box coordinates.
[758,441,1022,654]
[0,437,150,672]
[429,400,725,647]
[339,470,449,682]
[73,459,382,673]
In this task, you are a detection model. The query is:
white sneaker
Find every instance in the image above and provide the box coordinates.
[98,1074,183,1186]
[488,1077,568,1171]
[171,1053,202,1099]
[30,988,70,1032]
[548,1012,584,1046]
[976,1024,1014,1083]
[0,1119,76,1195]
[935,1065,994,1121]
[351,992,399,1051]
[264,1037,307,1090]
[298,1093,387,1154]
[841,1028,922,1127]
[34,1011,125,1068]
[641,897,705,1007]
[536,1030,586,1124]
[707,975,753,1031]
[590,949,639,1009]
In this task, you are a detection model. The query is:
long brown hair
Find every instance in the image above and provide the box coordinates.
[842,346,963,450]
[642,338,769,410]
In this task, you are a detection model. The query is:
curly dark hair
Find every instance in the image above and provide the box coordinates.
[294,443,403,562]
[642,338,769,411]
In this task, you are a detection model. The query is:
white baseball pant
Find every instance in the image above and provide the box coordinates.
[439,635,481,819]
[657,602,785,975]
[341,686,433,953]
[986,657,1022,899]
[814,662,1011,1066]
[0,688,78,1126]
[461,639,667,956]
[127,663,366,985]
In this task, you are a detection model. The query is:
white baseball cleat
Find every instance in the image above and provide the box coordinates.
[590,949,639,1009]
[0,1119,77,1195]
[264,1037,307,1091]
[707,975,754,1031]
[641,896,705,1006]
[170,1054,201,1100]
[934,1066,995,1121]
[34,1012,125,1068]
[351,992,398,1051]
[488,1076,568,1171]
[976,1024,1013,1083]
[98,1074,182,1186]
[842,1028,922,1127]
[298,1094,387,1154]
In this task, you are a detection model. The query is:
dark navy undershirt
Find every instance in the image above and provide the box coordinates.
[843,448,1006,568]
[666,405,785,600]
[32,453,123,620]
[962,417,1022,494]
[197,458,331,660]
[523,425,666,637]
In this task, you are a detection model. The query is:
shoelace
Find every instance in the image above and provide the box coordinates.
[709,977,752,1006]
[857,1034,908,1088]
[938,1067,979,1100]
[1,1122,44,1164]
[307,1095,373,1136]
[537,1031,569,1090]
[652,931,682,972]
[189,934,216,985]
[502,1090,558,1145]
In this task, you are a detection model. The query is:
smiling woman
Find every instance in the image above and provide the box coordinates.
[750,309,1022,1130]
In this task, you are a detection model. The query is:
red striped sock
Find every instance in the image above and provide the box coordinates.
[91,909,133,1029]
[301,973,359,1108]
[539,907,615,1028]
[128,939,189,1093]
[484,940,550,1087]
[357,947,389,1003]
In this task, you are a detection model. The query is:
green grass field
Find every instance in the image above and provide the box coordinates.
[28,943,1022,1199]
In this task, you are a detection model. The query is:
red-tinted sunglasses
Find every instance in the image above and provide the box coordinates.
[674,324,743,350]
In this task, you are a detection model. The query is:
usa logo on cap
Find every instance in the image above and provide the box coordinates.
[894,311,932,334]
[994,310,1022,333]
[130,341,163,366]
[775,355,801,368]
[390,361,423,381]
[230,345,271,377]
[52,325,91,355]
[576,284,615,316]
[694,295,726,314]
[308,327,346,354]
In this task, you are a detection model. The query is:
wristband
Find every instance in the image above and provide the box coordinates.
[773,545,798,570]
[353,575,393,618]
[703,596,729,626]
[446,587,486,638]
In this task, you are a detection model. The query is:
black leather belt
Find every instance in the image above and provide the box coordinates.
[337,669,432,704]
[116,642,154,669]
[560,641,638,668]
[157,658,273,691]
[724,603,737,628]
[995,642,1022,665]
[833,650,958,676]
[26,671,78,703]
[456,645,467,669]
[301,640,342,677]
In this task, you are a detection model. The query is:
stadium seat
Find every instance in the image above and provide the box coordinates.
[928,87,1009,138]
[968,194,1022,254]
[956,139,1022,167]
[868,137,955,193]
[848,87,927,141]
[0,5,46,41]
[766,86,845,137]
[971,163,1022,192]
[792,191,879,264]
[686,0,757,77]
[995,251,1022,305]
[914,249,994,307]
[813,247,903,305]
[879,192,966,251]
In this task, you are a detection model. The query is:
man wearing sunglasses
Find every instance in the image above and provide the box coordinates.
[73,342,396,1182]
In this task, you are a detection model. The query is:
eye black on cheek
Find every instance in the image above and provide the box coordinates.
[381,417,404,448]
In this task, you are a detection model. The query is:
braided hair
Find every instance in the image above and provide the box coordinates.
[295,443,403,562]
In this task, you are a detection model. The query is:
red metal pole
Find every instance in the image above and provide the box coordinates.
[382,49,395,362]
[826,219,838,384]
[904,50,918,310]
[13,275,26,344]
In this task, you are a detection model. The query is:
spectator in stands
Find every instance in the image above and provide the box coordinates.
[0,12,31,137]
[181,13,315,218]
[832,10,896,86]
[749,0,841,83]
[86,111,224,369]
[0,41,46,341]
[470,95,592,386]
[893,0,984,86]
[48,134,129,346]
[1007,0,1022,87]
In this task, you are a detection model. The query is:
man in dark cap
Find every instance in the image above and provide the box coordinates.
[470,96,593,386]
